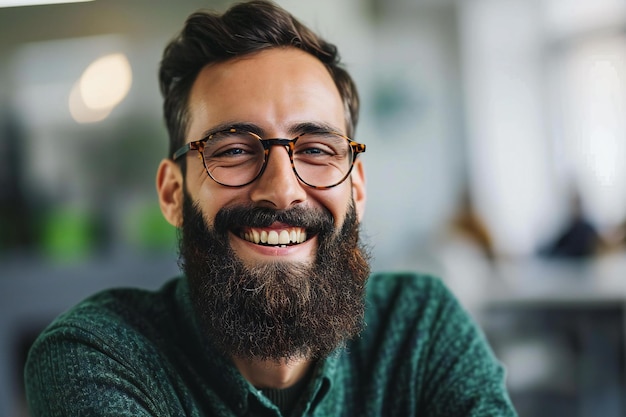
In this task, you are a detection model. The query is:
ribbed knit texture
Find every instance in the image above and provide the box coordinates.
[260,374,309,417]
[25,273,517,416]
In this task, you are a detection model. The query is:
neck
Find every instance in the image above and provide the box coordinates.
[232,356,313,389]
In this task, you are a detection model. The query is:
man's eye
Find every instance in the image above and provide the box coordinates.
[301,147,323,155]
[208,143,257,158]
[218,147,248,157]
[298,144,334,156]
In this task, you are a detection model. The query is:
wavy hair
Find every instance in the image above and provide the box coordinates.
[159,0,360,159]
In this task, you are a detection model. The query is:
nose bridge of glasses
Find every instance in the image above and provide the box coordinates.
[262,138,296,169]
[261,138,295,152]
[260,138,296,171]
[255,138,302,191]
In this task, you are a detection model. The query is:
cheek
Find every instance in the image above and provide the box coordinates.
[313,188,353,227]
[186,181,243,227]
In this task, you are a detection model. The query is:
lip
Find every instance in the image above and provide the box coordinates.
[239,224,308,246]
[228,228,317,262]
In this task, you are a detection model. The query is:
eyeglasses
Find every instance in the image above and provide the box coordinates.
[172,128,366,189]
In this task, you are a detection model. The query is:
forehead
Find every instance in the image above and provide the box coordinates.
[187,47,345,138]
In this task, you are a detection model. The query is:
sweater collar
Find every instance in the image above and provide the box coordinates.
[174,275,344,415]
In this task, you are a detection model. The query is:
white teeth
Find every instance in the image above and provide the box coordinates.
[241,227,308,245]
[279,230,290,244]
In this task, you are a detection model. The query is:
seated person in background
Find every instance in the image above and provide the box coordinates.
[25,1,517,416]
[540,192,602,259]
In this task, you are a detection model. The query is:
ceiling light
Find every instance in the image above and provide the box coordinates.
[69,52,133,124]
[79,53,132,111]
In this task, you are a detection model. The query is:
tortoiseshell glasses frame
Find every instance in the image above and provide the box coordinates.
[172,128,366,189]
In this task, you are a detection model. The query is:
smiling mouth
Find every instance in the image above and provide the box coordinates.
[239,227,308,247]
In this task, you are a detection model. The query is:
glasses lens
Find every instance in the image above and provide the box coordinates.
[202,131,265,186]
[293,132,354,187]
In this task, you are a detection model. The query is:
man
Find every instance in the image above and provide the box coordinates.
[25,1,517,416]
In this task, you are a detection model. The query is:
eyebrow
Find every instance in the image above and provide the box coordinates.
[287,121,345,137]
[197,121,345,141]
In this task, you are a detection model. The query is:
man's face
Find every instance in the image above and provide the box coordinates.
[157,47,368,360]
[182,47,365,264]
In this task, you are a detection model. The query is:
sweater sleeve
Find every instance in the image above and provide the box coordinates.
[360,273,517,417]
[24,300,178,417]
[419,277,517,417]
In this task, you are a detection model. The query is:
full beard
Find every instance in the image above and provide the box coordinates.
[178,192,371,362]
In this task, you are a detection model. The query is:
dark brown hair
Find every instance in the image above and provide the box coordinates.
[159,0,360,159]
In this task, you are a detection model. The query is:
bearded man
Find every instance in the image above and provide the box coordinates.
[25,1,517,416]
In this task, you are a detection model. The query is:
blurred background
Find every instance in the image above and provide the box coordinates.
[2,0,626,415]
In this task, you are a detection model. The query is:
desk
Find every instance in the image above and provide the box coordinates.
[480,256,626,417]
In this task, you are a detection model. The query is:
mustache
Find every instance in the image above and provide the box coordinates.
[213,204,335,236]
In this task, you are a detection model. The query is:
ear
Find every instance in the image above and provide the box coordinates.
[156,159,184,227]
[350,159,366,221]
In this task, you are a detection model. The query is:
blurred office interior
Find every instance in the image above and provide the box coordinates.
[2,0,626,416]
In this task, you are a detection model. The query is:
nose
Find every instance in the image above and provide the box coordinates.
[249,145,307,209]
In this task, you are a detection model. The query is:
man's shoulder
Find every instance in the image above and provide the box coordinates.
[34,277,186,351]
[65,276,179,316]
[362,271,466,339]
[24,277,201,416]
[357,272,517,416]
[365,271,449,305]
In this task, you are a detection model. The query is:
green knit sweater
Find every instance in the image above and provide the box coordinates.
[25,273,517,416]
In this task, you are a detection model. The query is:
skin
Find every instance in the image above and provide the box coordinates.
[156,47,366,388]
